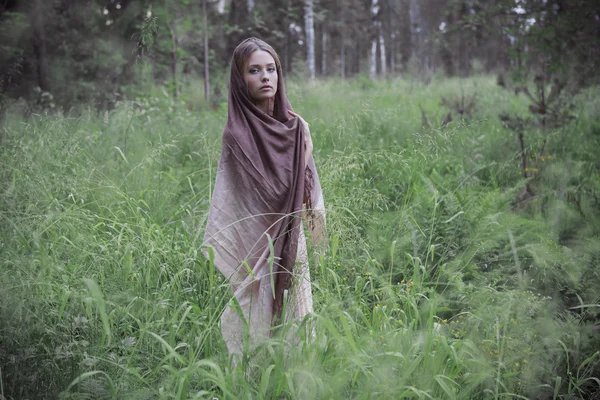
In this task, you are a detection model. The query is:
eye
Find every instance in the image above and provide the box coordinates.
[267,67,276,73]
[249,67,259,74]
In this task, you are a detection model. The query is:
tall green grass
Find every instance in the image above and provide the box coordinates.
[1,76,599,399]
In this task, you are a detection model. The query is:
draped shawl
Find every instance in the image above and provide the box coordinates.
[202,53,318,327]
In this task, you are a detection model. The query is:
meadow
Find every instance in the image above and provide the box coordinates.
[1,76,599,399]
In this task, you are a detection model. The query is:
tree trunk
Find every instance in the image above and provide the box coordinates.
[31,0,49,91]
[390,33,395,74]
[203,0,210,102]
[340,38,345,80]
[409,0,419,60]
[355,37,361,75]
[167,22,180,100]
[387,1,395,75]
[369,0,379,78]
[217,0,226,13]
[457,1,470,76]
[339,0,345,80]
[304,0,315,79]
[379,24,386,75]
[227,0,251,56]
[370,40,377,77]
[321,30,327,76]
[399,0,412,70]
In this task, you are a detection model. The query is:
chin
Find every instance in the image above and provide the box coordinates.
[257,94,275,101]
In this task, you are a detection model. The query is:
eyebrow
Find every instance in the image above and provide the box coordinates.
[248,63,276,68]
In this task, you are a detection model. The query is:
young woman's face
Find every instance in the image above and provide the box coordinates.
[243,50,278,106]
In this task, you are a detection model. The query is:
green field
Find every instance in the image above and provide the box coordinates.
[1,76,599,399]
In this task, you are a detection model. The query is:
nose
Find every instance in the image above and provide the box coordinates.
[260,70,269,82]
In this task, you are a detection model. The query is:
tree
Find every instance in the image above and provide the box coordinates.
[304,0,316,79]
[30,0,49,91]
[203,0,210,102]
[397,0,412,71]
[369,0,378,78]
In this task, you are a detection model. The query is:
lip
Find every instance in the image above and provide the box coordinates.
[259,85,272,90]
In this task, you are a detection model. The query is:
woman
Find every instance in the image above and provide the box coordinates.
[202,37,326,365]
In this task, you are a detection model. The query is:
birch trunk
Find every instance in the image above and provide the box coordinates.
[304,0,316,79]
[370,40,377,78]
[379,25,386,75]
[217,0,226,14]
[369,0,379,78]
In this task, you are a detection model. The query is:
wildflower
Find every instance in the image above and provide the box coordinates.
[443,319,448,324]
[515,362,520,367]
[401,279,405,284]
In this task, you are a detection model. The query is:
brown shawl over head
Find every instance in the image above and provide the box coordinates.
[203,38,314,317]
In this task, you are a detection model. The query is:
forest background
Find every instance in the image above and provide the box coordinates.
[2,0,598,109]
[1,0,600,399]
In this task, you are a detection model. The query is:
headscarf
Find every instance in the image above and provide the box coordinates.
[202,38,317,319]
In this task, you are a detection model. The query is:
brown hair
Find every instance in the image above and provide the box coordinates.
[232,37,282,75]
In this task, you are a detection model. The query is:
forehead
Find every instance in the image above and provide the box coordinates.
[246,50,276,67]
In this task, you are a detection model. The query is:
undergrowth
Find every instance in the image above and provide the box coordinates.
[1,76,599,399]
